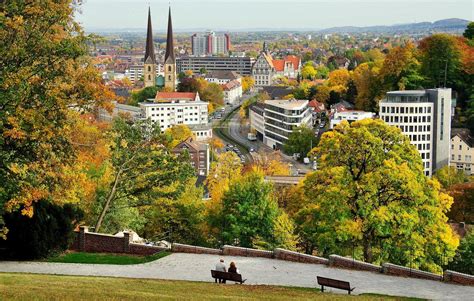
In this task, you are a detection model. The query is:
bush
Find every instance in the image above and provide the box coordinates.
[0,200,83,260]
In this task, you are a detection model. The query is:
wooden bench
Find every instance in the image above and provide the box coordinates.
[317,276,355,294]
[211,270,246,284]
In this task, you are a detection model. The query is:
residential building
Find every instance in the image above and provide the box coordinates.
[330,111,375,129]
[272,55,301,79]
[221,80,242,104]
[98,101,142,122]
[261,86,293,100]
[250,99,312,149]
[204,70,241,85]
[450,129,474,175]
[172,138,210,176]
[191,31,230,56]
[379,89,452,176]
[252,43,302,87]
[252,42,275,87]
[139,92,208,132]
[143,8,156,87]
[164,7,176,91]
[176,56,254,76]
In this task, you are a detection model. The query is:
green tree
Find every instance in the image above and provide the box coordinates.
[142,180,207,245]
[216,171,296,249]
[94,117,195,232]
[448,232,474,275]
[283,125,318,160]
[419,34,461,88]
[298,119,458,272]
[463,22,474,40]
[0,0,112,238]
[434,166,469,189]
[129,86,160,106]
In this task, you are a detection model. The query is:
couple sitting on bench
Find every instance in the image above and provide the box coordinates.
[211,259,246,284]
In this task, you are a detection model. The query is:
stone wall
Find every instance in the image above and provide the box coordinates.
[129,243,168,256]
[443,270,474,286]
[222,245,273,258]
[172,243,222,255]
[329,255,382,273]
[274,248,329,265]
[382,263,443,281]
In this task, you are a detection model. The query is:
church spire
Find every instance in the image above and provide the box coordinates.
[144,7,155,64]
[164,6,175,64]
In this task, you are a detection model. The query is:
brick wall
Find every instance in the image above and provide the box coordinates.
[443,270,474,286]
[71,226,167,256]
[329,255,382,273]
[172,243,222,255]
[382,263,443,281]
[274,248,329,265]
[222,245,273,258]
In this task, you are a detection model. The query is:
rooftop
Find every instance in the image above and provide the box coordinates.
[265,99,308,110]
[155,92,198,101]
[205,70,241,80]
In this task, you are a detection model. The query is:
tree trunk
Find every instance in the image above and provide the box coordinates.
[94,170,121,232]
[363,237,373,263]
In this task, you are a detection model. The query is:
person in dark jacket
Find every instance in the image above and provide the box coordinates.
[228,261,239,274]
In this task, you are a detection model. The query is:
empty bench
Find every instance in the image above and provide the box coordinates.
[211,270,246,284]
[317,276,355,294]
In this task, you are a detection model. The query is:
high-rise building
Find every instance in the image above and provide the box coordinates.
[176,56,254,75]
[164,7,176,91]
[143,7,156,87]
[191,31,230,56]
[379,89,452,176]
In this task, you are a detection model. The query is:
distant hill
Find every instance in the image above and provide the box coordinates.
[318,18,471,34]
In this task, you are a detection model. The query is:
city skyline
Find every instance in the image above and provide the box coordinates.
[75,0,473,31]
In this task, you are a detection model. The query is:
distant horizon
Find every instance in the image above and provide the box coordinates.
[75,0,473,32]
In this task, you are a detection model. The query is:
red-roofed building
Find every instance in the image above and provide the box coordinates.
[273,55,301,79]
[155,92,200,102]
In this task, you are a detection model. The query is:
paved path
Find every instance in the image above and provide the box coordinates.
[1,253,472,300]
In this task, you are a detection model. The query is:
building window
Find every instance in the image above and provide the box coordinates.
[168,66,172,72]
[148,66,151,72]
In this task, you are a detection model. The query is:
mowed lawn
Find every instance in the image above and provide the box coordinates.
[47,251,171,265]
[0,273,420,301]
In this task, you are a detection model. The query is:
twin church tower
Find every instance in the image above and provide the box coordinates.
[144,7,176,91]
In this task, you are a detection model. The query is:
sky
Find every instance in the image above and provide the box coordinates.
[75,0,473,31]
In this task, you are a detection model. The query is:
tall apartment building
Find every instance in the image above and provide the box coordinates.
[250,99,312,150]
[176,56,254,76]
[191,31,230,56]
[379,89,452,176]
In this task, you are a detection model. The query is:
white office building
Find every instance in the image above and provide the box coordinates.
[379,89,451,176]
[330,111,375,129]
[250,99,312,150]
[139,92,210,135]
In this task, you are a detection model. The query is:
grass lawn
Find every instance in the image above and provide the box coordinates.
[47,251,170,265]
[0,273,422,301]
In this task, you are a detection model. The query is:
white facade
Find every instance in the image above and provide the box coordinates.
[191,31,230,56]
[330,111,375,129]
[252,52,275,87]
[222,80,242,105]
[380,89,451,176]
[450,132,474,175]
[252,99,312,150]
[140,99,208,132]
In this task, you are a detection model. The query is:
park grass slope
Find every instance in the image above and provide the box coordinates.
[0,273,423,301]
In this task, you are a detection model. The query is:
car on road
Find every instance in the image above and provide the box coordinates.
[227,144,233,148]
[319,123,325,128]
[249,148,255,152]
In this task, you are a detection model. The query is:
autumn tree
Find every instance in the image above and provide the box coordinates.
[445,181,474,223]
[351,61,384,111]
[242,76,255,93]
[94,117,195,232]
[301,61,317,80]
[251,152,290,176]
[434,166,469,189]
[298,119,458,272]
[162,124,194,149]
[205,152,243,204]
[0,0,112,237]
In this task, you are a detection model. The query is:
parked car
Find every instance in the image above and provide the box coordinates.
[249,148,255,152]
